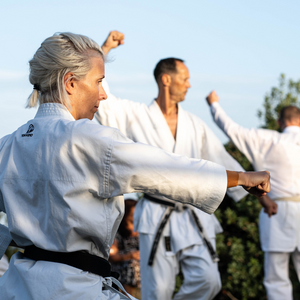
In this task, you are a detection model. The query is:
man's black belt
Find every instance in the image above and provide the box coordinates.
[144,194,219,266]
[24,245,118,278]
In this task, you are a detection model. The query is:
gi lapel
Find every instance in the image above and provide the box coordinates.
[148,101,175,153]
[173,104,190,155]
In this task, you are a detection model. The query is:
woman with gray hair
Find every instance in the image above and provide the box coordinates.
[0,31,270,300]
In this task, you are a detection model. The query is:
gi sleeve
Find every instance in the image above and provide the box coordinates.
[210,102,262,169]
[200,120,248,201]
[95,79,145,136]
[108,130,227,215]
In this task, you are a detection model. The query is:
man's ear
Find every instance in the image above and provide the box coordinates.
[161,74,172,87]
[64,72,76,95]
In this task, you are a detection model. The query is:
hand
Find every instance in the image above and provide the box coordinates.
[101,31,125,55]
[131,250,140,261]
[238,171,271,197]
[258,195,277,217]
[206,91,219,106]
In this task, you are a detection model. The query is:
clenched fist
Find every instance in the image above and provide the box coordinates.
[227,170,271,197]
[206,91,219,106]
[102,30,125,55]
[238,171,271,197]
[258,195,277,217]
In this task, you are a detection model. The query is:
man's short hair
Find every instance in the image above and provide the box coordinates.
[153,58,184,83]
[279,105,300,122]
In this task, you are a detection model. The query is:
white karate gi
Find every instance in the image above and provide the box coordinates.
[210,102,300,300]
[0,213,9,277]
[0,103,228,300]
[95,82,247,300]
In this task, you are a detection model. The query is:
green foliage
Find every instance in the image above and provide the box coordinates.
[257,74,300,130]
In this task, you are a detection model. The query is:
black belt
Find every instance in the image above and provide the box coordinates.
[24,245,118,279]
[144,194,219,266]
[144,194,176,208]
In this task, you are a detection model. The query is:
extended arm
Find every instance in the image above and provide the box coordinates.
[206,91,261,167]
[107,130,270,214]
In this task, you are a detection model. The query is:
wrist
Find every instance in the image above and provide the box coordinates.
[101,44,111,55]
[226,170,239,188]
[237,172,245,186]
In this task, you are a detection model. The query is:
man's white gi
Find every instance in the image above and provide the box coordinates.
[210,102,300,300]
[0,103,228,300]
[95,82,247,300]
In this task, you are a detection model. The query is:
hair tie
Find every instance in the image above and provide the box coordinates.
[33,84,40,91]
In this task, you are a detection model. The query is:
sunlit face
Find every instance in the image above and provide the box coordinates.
[169,61,191,103]
[71,55,107,120]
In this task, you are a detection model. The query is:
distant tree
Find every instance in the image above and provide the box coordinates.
[257,74,300,130]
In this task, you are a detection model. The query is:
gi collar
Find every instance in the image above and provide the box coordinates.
[283,126,300,134]
[34,103,75,121]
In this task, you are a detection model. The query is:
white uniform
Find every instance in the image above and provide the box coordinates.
[95,82,247,300]
[0,103,228,300]
[210,102,300,300]
[0,213,9,277]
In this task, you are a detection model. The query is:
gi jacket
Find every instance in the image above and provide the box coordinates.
[0,103,227,299]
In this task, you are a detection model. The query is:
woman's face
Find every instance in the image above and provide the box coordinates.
[68,55,107,120]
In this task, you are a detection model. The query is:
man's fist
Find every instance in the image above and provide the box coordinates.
[206,91,219,106]
[102,31,125,55]
[258,195,277,217]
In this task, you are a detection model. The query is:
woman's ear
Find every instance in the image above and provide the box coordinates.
[64,72,75,95]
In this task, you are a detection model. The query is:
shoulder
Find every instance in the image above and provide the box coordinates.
[256,128,279,139]
[0,134,13,152]
[72,119,118,138]
[64,119,123,151]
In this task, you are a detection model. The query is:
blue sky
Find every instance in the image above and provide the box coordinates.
[1,0,300,143]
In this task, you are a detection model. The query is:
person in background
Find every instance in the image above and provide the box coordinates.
[110,199,141,299]
[206,91,299,300]
[97,31,252,300]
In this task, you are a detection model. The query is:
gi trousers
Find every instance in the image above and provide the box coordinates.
[139,232,221,300]
[264,250,300,300]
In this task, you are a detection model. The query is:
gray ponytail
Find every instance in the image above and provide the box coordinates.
[27,32,104,108]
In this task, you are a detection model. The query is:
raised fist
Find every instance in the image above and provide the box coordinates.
[102,31,125,55]
[206,91,219,106]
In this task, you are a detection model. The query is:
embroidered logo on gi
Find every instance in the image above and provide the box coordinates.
[22,124,34,137]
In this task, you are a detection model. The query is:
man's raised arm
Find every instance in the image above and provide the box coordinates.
[96,31,146,135]
[206,91,262,167]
